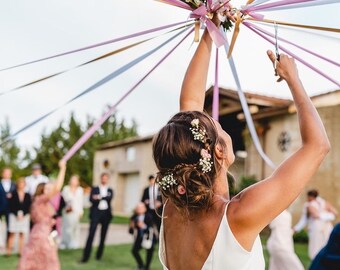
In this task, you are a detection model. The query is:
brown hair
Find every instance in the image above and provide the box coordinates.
[34,183,46,198]
[153,111,226,215]
[307,189,319,198]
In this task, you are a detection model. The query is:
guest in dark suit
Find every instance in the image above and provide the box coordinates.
[0,167,16,235]
[141,175,162,233]
[81,172,113,263]
[129,202,155,270]
[309,223,340,270]
[7,177,31,256]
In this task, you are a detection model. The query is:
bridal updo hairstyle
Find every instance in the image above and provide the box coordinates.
[153,111,226,215]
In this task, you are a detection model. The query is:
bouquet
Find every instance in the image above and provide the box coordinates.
[181,0,235,32]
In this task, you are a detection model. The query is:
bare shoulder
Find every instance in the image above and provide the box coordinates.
[227,195,260,251]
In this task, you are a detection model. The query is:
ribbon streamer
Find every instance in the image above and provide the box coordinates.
[247,18,340,34]
[0,27,191,146]
[62,28,194,161]
[243,22,340,87]
[0,24,193,97]
[227,11,243,58]
[158,0,228,47]
[255,0,340,11]
[244,0,316,12]
[223,32,276,169]
[212,48,219,120]
[243,0,272,9]
[0,20,192,72]
[246,22,340,68]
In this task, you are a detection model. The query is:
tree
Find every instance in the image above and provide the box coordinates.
[31,113,137,186]
[0,118,30,179]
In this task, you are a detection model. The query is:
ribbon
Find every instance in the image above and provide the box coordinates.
[243,0,272,9]
[212,48,219,120]
[222,31,276,169]
[62,27,194,161]
[254,0,340,11]
[158,0,228,47]
[0,24,193,97]
[246,22,340,68]
[155,0,192,10]
[0,27,191,146]
[0,20,192,72]
[227,11,243,58]
[190,5,227,47]
[247,18,340,34]
[244,0,316,12]
[243,22,340,87]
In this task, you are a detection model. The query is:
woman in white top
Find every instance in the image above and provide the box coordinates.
[267,210,304,270]
[295,190,337,259]
[60,175,84,249]
[152,16,330,270]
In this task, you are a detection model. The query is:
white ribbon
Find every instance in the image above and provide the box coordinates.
[221,30,276,169]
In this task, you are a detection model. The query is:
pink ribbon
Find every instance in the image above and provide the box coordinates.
[212,48,219,120]
[243,22,340,87]
[244,0,315,12]
[246,22,340,68]
[190,5,227,47]
[160,0,228,47]
[62,27,194,161]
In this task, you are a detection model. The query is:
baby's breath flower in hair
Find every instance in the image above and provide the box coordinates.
[189,118,214,173]
[158,173,177,190]
[190,119,206,143]
[199,149,213,173]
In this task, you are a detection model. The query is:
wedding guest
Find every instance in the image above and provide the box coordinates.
[7,178,31,256]
[294,189,338,259]
[17,161,67,270]
[25,164,49,196]
[129,202,155,270]
[0,167,16,240]
[60,175,84,249]
[141,175,162,233]
[80,172,113,263]
[309,223,340,270]
[267,210,304,270]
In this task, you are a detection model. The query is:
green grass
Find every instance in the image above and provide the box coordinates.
[0,240,311,270]
[0,244,162,270]
[80,208,130,224]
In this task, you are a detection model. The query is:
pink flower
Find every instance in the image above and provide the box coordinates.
[201,149,211,159]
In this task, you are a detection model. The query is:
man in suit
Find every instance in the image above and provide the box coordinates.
[0,167,16,232]
[81,172,113,263]
[25,163,49,196]
[141,175,162,233]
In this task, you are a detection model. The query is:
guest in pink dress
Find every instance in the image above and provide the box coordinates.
[17,161,67,270]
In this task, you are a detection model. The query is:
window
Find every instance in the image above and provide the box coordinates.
[126,146,136,162]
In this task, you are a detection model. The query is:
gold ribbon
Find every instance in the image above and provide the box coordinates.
[247,18,340,33]
[227,11,243,58]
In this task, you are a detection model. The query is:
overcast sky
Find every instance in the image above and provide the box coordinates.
[0,0,339,151]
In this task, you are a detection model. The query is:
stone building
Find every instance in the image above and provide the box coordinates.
[93,87,340,222]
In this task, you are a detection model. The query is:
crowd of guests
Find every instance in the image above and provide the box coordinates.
[1,161,339,270]
[0,163,86,269]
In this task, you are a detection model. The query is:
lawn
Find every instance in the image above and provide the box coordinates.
[0,242,311,270]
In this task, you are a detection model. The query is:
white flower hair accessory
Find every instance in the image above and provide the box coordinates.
[190,118,214,173]
[190,119,207,143]
[158,173,177,190]
[199,149,213,173]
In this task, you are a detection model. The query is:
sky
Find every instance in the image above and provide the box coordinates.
[0,0,339,152]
